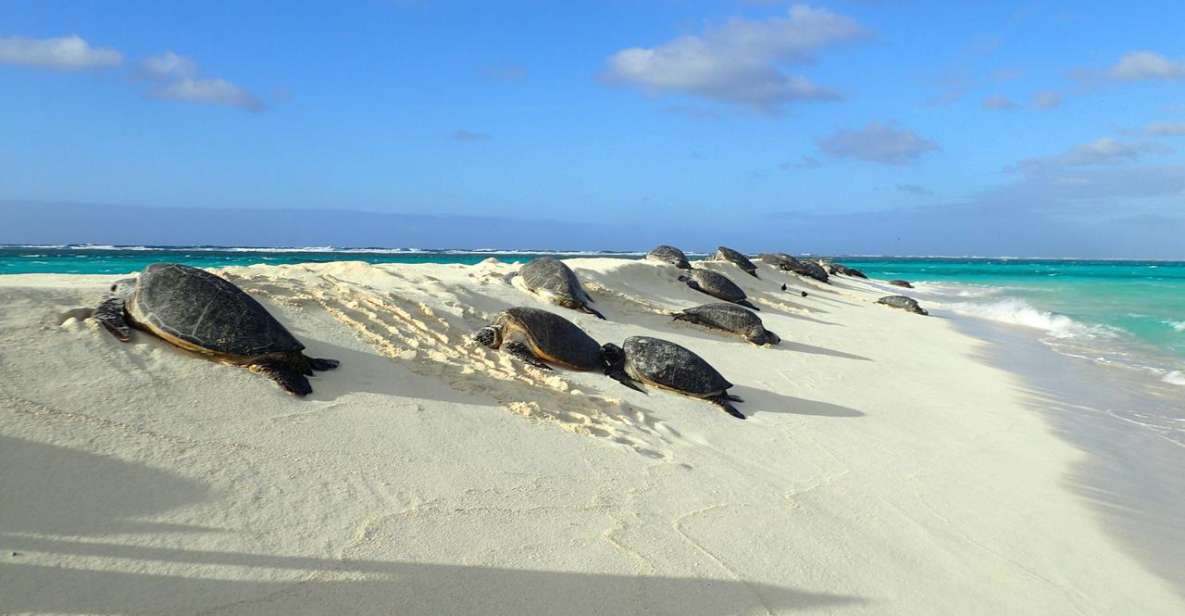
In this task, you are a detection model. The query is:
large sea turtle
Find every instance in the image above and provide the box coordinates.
[711,246,758,278]
[678,269,759,310]
[518,257,604,319]
[760,253,829,283]
[602,336,745,419]
[475,306,607,372]
[673,303,781,346]
[93,263,338,396]
[646,245,691,269]
[829,263,868,279]
[877,295,928,315]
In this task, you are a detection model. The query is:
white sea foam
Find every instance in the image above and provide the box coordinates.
[1163,371,1185,386]
[937,298,1114,340]
[1166,320,1185,333]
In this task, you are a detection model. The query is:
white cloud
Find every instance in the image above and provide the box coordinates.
[1010,138,1172,174]
[138,50,197,80]
[816,123,938,165]
[1146,122,1185,136]
[1107,51,1185,81]
[605,5,866,110]
[1033,91,1061,109]
[983,95,1018,110]
[0,35,122,70]
[139,52,263,111]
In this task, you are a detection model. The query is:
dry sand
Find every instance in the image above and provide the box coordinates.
[1,258,1181,615]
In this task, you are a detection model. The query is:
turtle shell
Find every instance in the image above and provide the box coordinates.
[679,303,763,335]
[623,336,732,397]
[129,263,304,358]
[712,246,757,275]
[646,245,691,269]
[877,295,928,315]
[500,307,603,369]
[520,257,589,304]
[686,269,747,303]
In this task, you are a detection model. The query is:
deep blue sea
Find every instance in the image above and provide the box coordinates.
[3,245,1184,389]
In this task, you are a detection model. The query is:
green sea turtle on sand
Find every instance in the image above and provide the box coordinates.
[646,245,691,269]
[602,336,745,419]
[673,303,781,346]
[678,269,759,310]
[711,246,758,278]
[877,295,928,315]
[518,257,604,319]
[93,263,339,396]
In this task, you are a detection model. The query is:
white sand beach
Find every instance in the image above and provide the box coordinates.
[2,257,1182,615]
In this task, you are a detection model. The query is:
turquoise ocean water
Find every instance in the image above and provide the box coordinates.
[3,246,1184,388]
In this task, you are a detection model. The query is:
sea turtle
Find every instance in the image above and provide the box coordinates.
[602,336,745,419]
[93,263,339,396]
[678,269,759,310]
[518,256,604,319]
[474,306,617,372]
[760,253,829,283]
[877,295,928,315]
[889,279,914,288]
[673,303,781,346]
[711,246,758,278]
[829,263,868,279]
[646,245,691,269]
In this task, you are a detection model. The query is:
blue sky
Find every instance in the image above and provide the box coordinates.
[3,1,1185,256]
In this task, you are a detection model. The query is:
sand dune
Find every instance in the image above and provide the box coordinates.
[1,258,1182,615]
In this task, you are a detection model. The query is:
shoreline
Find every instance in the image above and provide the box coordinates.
[2,258,1183,614]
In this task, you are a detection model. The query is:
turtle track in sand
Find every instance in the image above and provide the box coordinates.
[229,268,679,460]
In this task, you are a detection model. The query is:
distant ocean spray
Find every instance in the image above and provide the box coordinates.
[3,245,1184,389]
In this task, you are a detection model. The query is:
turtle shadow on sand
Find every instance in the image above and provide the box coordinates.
[0,544,867,615]
[769,341,872,362]
[728,386,866,419]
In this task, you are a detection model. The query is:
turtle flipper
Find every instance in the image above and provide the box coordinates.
[249,361,313,396]
[736,299,761,311]
[606,368,646,394]
[308,357,340,371]
[581,305,606,320]
[503,341,553,371]
[710,395,746,420]
[94,297,132,342]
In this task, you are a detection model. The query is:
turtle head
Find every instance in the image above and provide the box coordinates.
[473,325,502,349]
[747,327,781,346]
[109,277,137,299]
[676,274,690,283]
[600,343,645,393]
[600,343,624,372]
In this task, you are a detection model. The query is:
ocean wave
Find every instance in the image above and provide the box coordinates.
[937,298,1116,340]
[1163,371,1185,386]
[1166,320,1185,333]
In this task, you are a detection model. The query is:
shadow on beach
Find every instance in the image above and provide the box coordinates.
[0,437,867,615]
[731,386,866,419]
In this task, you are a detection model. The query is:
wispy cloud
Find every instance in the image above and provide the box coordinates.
[1009,137,1172,174]
[1106,51,1185,81]
[452,129,492,142]
[1145,122,1185,136]
[605,5,866,111]
[1033,91,1062,109]
[138,51,263,112]
[780,155,821,170]
[816,123,938,165]
[0,35,122,71]
[983,95,1018,110]
[897,184,933,196]
[481,64,527,82]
